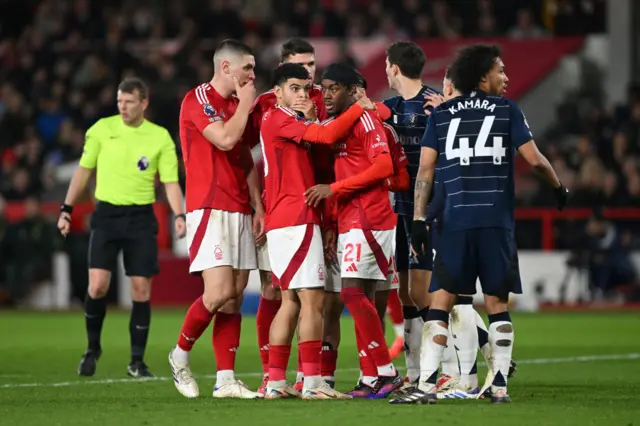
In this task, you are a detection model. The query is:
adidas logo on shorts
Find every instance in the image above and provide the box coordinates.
[346,263,358,272]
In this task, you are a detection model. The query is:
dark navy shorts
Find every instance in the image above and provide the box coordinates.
[395,215,432,272]
[429,228,522,300]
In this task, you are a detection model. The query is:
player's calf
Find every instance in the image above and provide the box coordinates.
[257,269,282,385]
[321,291,342,386]
[169,267,238,398]
[484,295,514,403]
[266,292,300,393]
[450,297,479,391]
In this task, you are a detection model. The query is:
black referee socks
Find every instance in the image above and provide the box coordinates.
[130,301,151,363]
[85,295,107,352]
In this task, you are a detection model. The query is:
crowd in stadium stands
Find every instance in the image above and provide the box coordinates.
[1,0,636,303]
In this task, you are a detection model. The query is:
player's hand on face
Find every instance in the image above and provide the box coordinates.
[253,209,266,245]
[57,213,71,237]
[410,219,430,256]
[174,215,186,239]
[423,93,445,115]
[292,99,317,121]
[356,94,376,111]
[304,184,333,207]
[233,77,256,106]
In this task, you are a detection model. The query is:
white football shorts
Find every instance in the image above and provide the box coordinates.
[186,209,257,273]
[267,223,325,291]
[338,228,396,281]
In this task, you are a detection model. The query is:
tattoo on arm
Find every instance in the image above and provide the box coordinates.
[414,178,432,220]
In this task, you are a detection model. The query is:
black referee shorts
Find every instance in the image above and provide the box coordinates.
[88,202,159,277]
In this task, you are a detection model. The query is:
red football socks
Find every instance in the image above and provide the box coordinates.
[177,296,215,351]
[355,326,377,379]
[299,340,322,379]
[256,297,281,374]
[212,312,242,371]
[268,344,292,382]
[321,343,338,378]
[387,289,404,325]
[341,287,392,367]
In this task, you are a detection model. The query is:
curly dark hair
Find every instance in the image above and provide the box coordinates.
[448,44,501,94]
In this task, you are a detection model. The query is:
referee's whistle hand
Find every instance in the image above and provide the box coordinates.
[57,213,71,237]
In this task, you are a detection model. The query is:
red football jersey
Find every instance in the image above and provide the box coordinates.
[383,122,408,173]
[260,105,321,232]
[248,84,327,148]
[247,85,328,201]
[333,111,396,233]
[179,83,252,214]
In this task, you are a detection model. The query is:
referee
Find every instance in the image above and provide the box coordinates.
[57,77,186,378]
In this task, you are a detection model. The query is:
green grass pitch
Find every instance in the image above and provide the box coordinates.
[1,310,639,426]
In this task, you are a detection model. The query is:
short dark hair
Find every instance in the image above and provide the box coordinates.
[386,41,426,80]
[281,38,315,62]
[272,63,311,87]
[215,38,254,58]
[321,62,360,87]
[444,66,451,80]
[118,77,149,100]
[448,44,502,95]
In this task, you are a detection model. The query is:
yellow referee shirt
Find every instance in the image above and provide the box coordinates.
[79,115,179,206]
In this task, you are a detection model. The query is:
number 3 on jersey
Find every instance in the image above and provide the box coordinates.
[445,115,506,165]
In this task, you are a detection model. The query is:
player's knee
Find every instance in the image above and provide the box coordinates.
[219,296,243,314]
[202,287,235,312]
[260,273,281,300]
[88,272,110,298]
[130,277,151,301]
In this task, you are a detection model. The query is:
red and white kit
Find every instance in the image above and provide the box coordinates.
[179,83,257,273]
[247,85,327,272]
[259,106,326,290]
[332,111,397,281]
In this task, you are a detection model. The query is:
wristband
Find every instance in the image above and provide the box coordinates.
[175,213,186,221]
[60,204,73,214]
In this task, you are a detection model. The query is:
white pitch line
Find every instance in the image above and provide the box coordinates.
[1,353,638,390]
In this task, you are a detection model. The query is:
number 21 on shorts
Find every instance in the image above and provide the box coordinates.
[343,243,362,262]
[445,115,506,165]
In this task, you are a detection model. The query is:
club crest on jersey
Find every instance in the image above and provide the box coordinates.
[137,156,150,171]
[203,104,216,117]
[407,113,418,127]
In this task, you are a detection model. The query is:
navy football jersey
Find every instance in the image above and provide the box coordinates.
[383,85,441,218]
[422,90,533,232]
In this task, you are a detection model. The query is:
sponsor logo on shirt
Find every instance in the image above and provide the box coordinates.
[137,156,150,171]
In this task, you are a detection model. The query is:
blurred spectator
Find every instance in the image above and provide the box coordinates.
[2,196,57,306]
[585,211,638,302]
[508,8,549,39]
